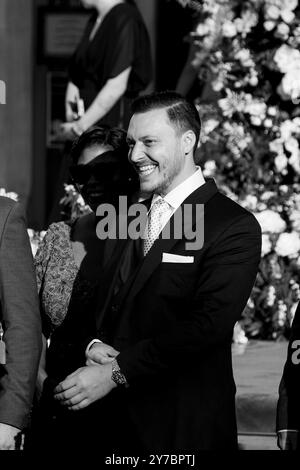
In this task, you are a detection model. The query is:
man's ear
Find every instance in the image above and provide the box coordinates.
[182,130,196,155]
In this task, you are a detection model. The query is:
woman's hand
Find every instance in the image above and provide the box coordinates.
[65,82,80,122]
[58,121,84,141]
[86,342,119,366]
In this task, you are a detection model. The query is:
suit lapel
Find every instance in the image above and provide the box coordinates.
[95,198,152,330]
[120,179,218,306]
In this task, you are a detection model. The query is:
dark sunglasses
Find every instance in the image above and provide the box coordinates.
[69,150,136,188]
[69,150,122,185]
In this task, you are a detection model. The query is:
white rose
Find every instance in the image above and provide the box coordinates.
[278,306,287,327]
[290,210,300,231]
[258,202,268,211]
[235,49,253,67]
[268,106,277,116]
[30,240,40,257]
[249,75,258,86]
[245,101,267,117]
[274,45,300,73]
[275,232,300,258]
[0,188,19,201]
[254,210,286,233]
[289,148,300,174]
[280,120,297,140]
[276,23,290,37]
[281,70,300,101]
[195,23,210,36]
[27,228,34,239]
[203,160,217,177]
[234,11,258,35]
[280,0,297,11]
[212,80,223,92]
[218,97,234,116]
[262,234,272,256]
[281,10,295,24]
[233,322,248,345]
[265,5,281,20]
[264,20,276,31]
[275,154,288,172]
[250,116,262,126]
[241,194,258,211]
[266,285,276,307]
[264,118,273,128]
[284,136,299,154]
[261,191,276,201]
[203,118,219,135]
[279,185,288,193]
[40,230,46,241]
[222,21,237,38]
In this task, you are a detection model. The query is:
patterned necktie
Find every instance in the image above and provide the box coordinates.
[143,198,171,256]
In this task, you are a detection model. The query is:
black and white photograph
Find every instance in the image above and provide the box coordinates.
[0,0,300,459]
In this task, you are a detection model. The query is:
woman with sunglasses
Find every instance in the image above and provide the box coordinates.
[27,126,139,450]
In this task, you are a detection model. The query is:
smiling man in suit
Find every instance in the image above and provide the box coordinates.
[55,91,261,451]
[0,197,42,450]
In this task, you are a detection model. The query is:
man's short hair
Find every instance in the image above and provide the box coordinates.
[131,91,201,152]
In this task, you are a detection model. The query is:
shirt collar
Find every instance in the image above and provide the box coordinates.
[152,167,205,211]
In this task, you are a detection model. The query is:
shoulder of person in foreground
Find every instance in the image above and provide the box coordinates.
[0,198,42,432]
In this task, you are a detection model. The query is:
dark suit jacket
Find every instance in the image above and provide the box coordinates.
[96,179,262,451]
[277,302,300,435]
[0,197,42,430]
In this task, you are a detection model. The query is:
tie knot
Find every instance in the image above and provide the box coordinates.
[151,198,170,214]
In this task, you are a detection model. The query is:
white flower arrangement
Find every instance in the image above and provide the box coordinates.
[0,188,19,201]
[27,229,46,257]
[0,187,47,255]
[275,232,300,258]
[59,183,92,221]
[254,210,287,234]
[176,0,300,340]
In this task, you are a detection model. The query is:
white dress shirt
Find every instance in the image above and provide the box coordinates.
[148,166,205,235]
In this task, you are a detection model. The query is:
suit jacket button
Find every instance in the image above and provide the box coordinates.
[111,304,119,313]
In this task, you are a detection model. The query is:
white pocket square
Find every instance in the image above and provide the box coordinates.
[162,253,194,263]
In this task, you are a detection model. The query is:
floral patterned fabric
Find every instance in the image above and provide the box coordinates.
[34,221,99,337]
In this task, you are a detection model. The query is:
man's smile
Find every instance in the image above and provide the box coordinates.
[135,164,158,177]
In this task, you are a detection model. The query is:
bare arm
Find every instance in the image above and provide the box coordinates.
[61,67,131,139]
[65,81,80,122]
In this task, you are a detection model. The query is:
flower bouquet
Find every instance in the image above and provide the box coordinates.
[177,0,300,340]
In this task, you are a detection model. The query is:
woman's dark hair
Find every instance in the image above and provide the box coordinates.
[131,91,201,153]
[69,125,139,196]
[70,125,128,165]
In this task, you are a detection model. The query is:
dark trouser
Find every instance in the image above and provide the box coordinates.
[26,380,144,454]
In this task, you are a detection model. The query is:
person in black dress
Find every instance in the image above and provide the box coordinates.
[60,0,153,140]
[27,126,139,451]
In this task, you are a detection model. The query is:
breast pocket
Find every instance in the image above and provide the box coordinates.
[157,262,199,297]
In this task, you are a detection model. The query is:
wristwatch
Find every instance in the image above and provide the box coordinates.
[111,359,128,387]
